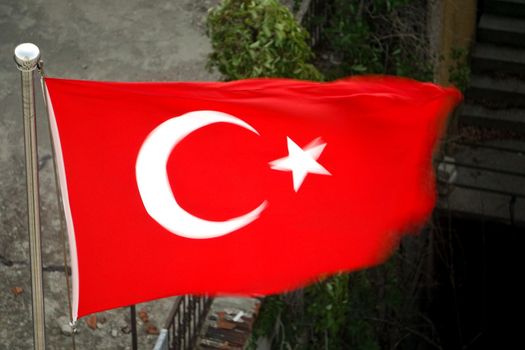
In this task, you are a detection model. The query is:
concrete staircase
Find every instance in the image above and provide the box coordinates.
[437,0,525,226]
[462,0,525,132]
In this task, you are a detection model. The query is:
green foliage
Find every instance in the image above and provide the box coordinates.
[251,248,437,350]
[320,0,433,81]
[251,295,285,342]
[448,48,471,92]
[248,293,300,350]
[207,0,322,81]
[293,0,303,12]
[304,274,350,349]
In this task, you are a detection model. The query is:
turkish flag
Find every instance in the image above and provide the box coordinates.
[44,76,461,320]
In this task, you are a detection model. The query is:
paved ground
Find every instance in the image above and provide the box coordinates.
[0,1,220,349]
[196,297,261,350]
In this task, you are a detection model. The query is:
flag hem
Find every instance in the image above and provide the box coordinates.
[46,83,80,321]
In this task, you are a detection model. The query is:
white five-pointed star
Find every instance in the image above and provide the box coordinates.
[269,137,332,192]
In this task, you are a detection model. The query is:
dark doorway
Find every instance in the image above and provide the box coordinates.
[428,211,524,349]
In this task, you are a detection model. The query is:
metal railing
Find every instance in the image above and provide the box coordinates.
[153,296,212,350]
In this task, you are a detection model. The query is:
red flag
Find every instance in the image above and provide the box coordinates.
[44,76,461,320]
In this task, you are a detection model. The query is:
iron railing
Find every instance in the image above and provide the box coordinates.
[154,295,212,350]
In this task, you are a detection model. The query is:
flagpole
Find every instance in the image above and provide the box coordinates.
[130,305,138,350]
[14,43,46,350]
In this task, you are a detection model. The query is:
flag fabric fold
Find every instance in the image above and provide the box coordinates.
[44,76,461,320]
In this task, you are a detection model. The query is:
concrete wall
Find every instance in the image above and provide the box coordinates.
[429,0,478,85]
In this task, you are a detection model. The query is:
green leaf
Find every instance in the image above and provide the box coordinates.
[206,0,322,81]
[351,64,367,72]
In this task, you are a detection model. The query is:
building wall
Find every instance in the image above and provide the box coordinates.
[429,0,478,85]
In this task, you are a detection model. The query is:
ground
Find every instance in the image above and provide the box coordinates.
[0,1,221,349]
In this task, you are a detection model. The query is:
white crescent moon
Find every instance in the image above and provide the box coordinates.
[135,110,267,239]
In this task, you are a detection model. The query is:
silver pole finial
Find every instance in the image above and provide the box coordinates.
[14,43,41,71]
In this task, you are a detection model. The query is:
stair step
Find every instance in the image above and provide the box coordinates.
[478,14,525,47]
[485,0,525,18]
[460,103,525,131]
[472,43,525,75]
[467,74,525,107]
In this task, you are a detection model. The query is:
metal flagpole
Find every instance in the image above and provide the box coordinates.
[14,43,46,350]
[130,305,138,350]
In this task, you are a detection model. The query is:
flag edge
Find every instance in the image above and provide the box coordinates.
[45,83,80,322]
